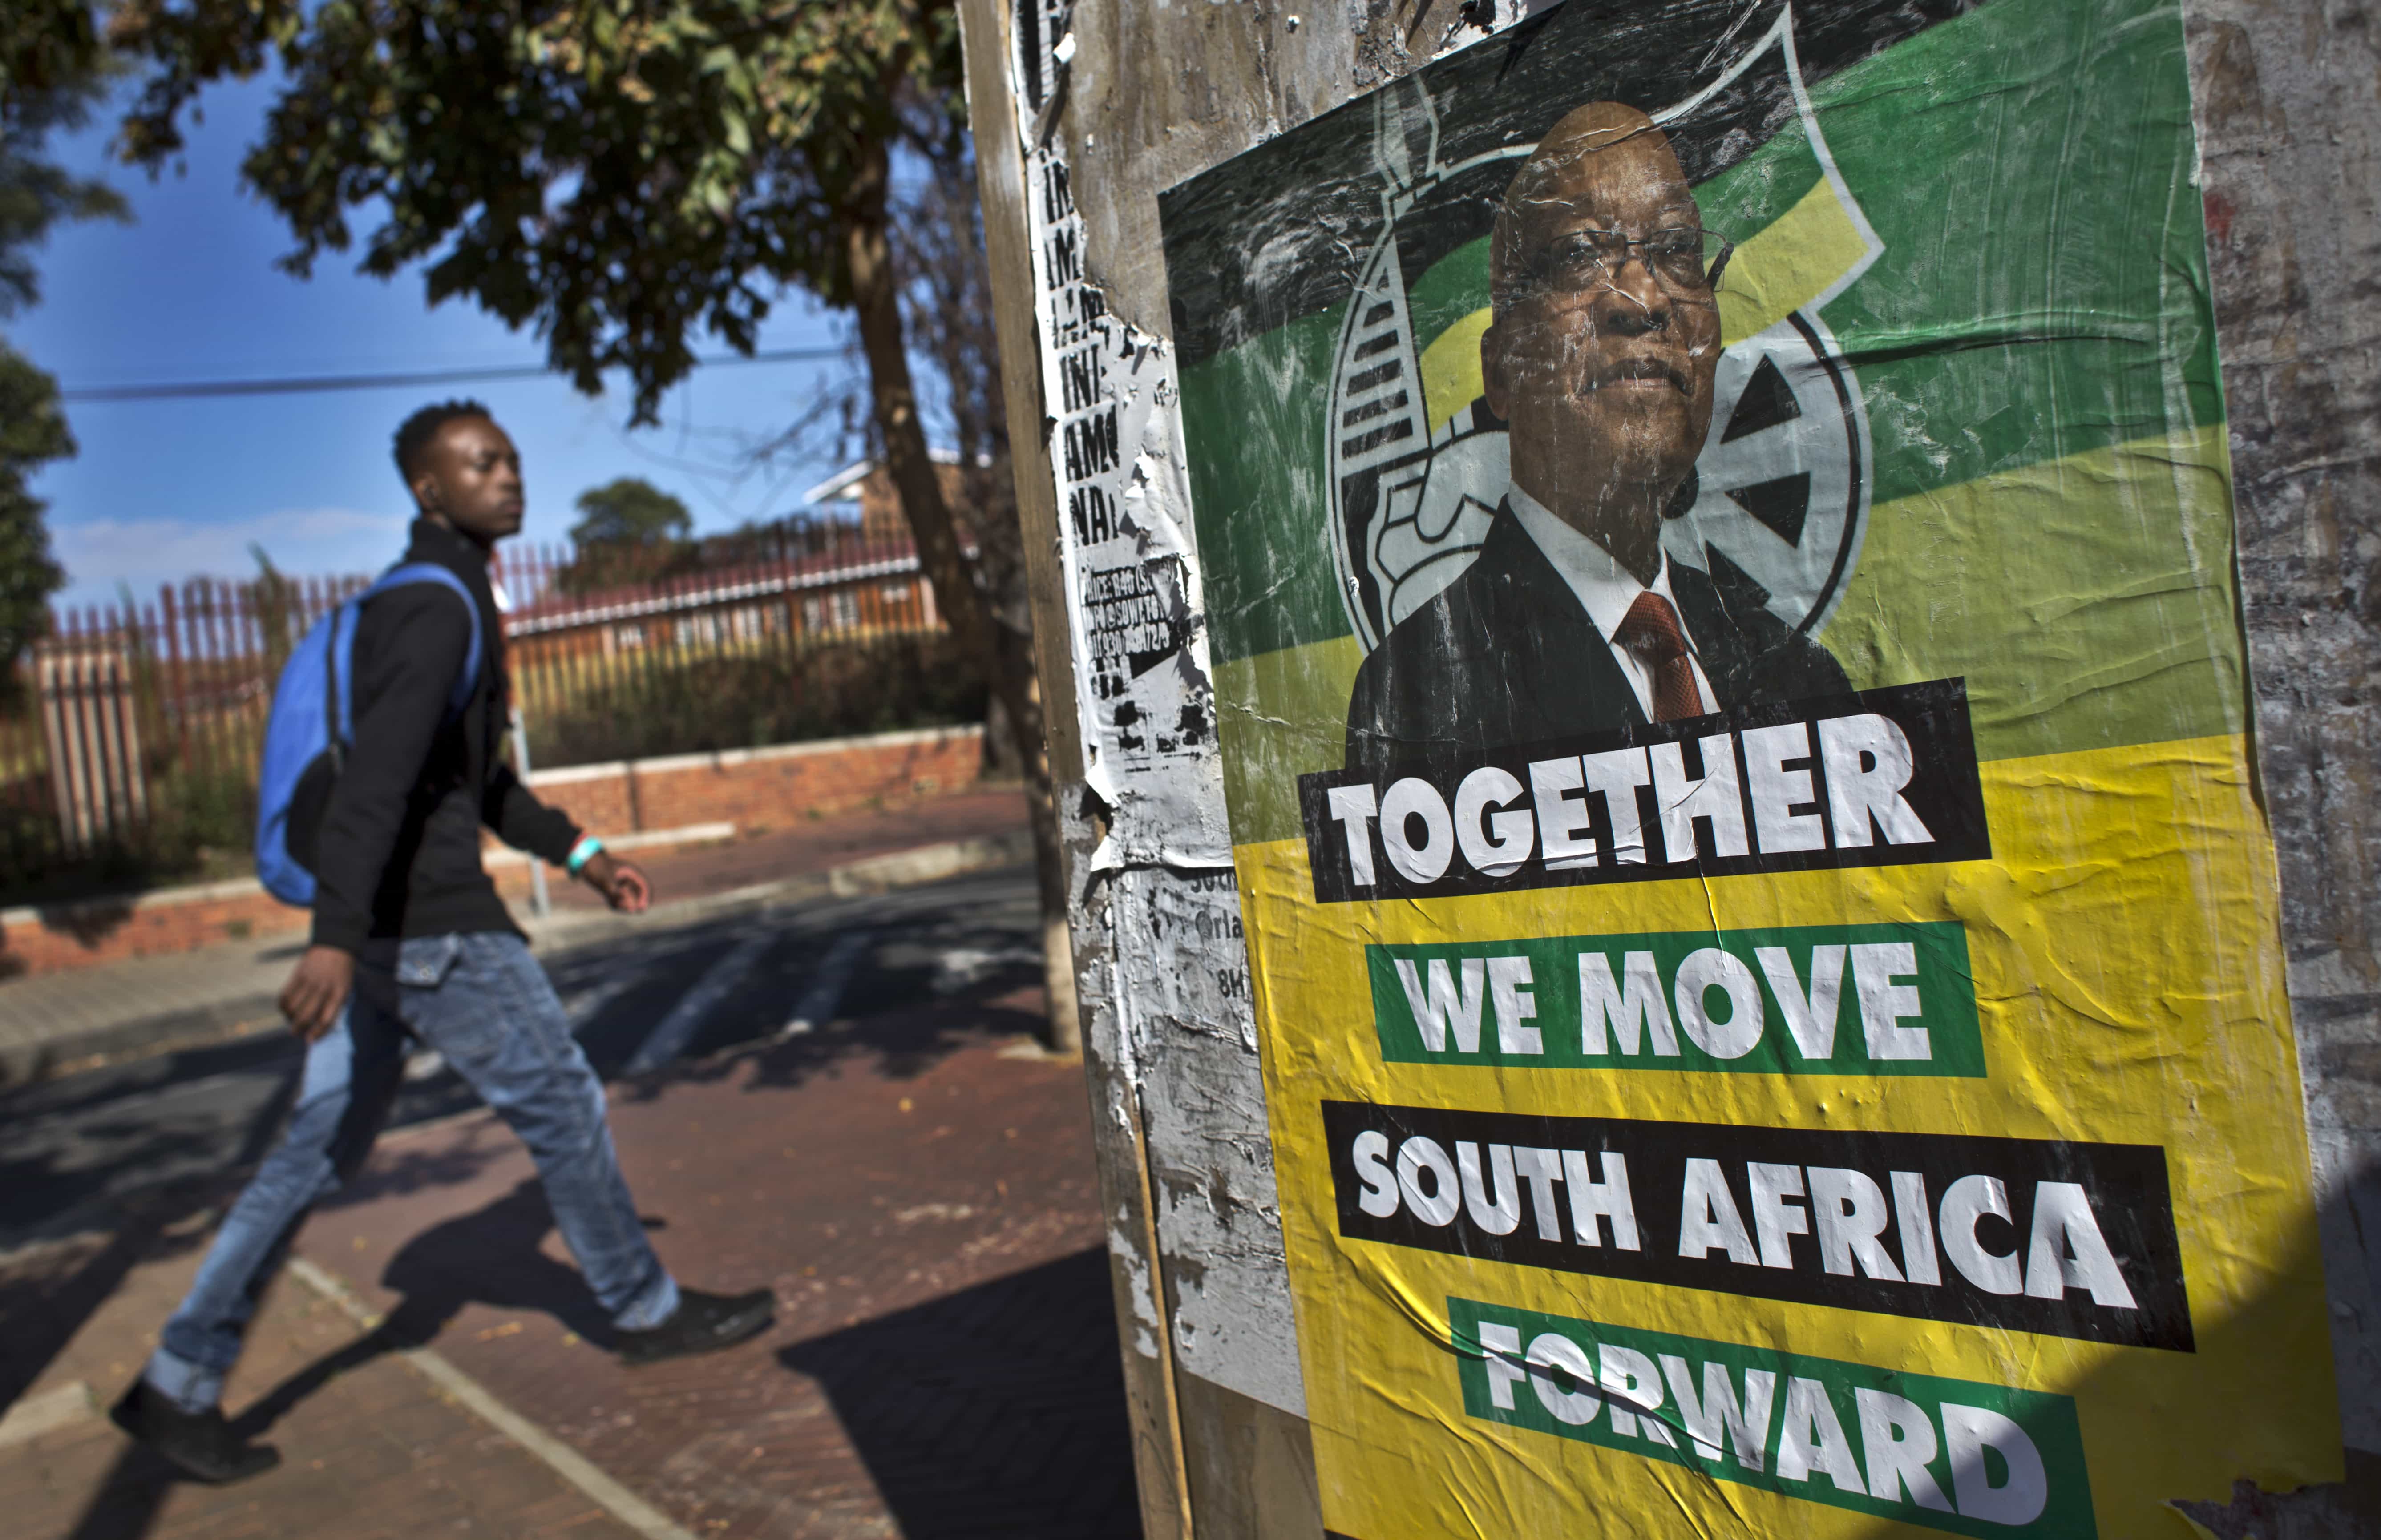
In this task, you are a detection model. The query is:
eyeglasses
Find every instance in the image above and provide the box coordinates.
[1524,227,1734,299]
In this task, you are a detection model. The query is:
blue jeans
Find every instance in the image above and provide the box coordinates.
[145,932,679,1412]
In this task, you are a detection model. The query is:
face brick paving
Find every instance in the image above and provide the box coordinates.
[0,877,1140,1540]
[0,1197,649,1540]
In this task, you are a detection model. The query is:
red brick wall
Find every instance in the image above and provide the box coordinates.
[0,884,309,978]
[0,726,986,979]
[523,725,986,838]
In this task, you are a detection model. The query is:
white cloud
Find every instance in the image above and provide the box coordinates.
[50,507,411,610]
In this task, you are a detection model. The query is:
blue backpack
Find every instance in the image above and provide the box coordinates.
[254,564,484,906]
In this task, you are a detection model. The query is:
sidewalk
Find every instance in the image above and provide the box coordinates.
[0,962,1134,1538]
[4,1206,653,1540]
[0,787,1031,1084]
[495,785,1033,918]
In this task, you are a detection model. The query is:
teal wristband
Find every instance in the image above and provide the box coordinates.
[566,835,605,875]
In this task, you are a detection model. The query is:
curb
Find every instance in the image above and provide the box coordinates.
[516,828,1035,951]
[0,1003,290,1088]
[0,829,1035,1087]
[285,1256,701,1540]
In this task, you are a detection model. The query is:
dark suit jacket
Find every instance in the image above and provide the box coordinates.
[1344,502,1851,776]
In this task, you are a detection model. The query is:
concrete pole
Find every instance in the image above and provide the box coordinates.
[963,0,2381,1531]
[2184,0,2381,1528]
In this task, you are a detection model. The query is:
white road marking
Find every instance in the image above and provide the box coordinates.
[624,934,773,1074]
[932,946,1043,993]
[0,1382,96,1449]
[286,1257,699,1540]
[562,966,646,1032]
[779,930,873,1037]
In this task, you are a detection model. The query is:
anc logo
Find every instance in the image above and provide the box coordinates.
[1327,9,1881,651]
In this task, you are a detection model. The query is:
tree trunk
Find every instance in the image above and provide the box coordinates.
[844,135,1080,1055]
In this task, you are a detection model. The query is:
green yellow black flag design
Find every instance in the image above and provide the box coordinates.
[1158,0,2336,1534]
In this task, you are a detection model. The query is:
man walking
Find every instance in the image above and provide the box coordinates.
[113,401,775,1483]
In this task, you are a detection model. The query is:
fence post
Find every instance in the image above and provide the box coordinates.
[511,705,551,919]
[36,611,150,859]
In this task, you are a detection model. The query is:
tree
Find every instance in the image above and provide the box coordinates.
[0,0,125,669]
[763,145,1026,744]
[0,353,71,668]
[4,3,122,313]
[560,476,697,593]
[897,141,1026,745]
[111,1,1078,1045]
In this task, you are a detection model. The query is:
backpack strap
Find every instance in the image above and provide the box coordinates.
[348,562,486,730]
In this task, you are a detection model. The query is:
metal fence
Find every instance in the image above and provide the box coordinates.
[0,520,973,902]
[495,525,972,769]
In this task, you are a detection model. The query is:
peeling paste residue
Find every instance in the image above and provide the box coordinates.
[1120,868,1308,1415]
[1016,7,1224,871]
[1010,0,1307,1417]
[1108,1221,1164,1359]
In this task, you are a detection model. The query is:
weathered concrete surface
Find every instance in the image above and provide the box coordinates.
[961,3,1439,1534]
[2183,0,2381,1527]
[960,0,1203,1530]
[1057,0,1459,346]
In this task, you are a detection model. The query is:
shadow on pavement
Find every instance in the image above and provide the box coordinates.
[1,871,1046,1245]
[359,1175,621,1347]
[49,1175,614,1540]
[226,1176,614,1430]
[779,1246,1140,1540]
[52,1209,1133,1540]
[0,1180,234,1419]
[721,988,1048,1101]
[609,972,1047,1109]
[50,1443,185,1540]
[0,1036,301,1240]
[638,901,1049,1103]
[0,1047,301,1415]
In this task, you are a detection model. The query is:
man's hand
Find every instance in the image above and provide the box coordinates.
[579,851,651,914]
[280,946,356,1043]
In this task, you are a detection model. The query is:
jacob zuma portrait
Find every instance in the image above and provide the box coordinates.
[1343,103,1850,778]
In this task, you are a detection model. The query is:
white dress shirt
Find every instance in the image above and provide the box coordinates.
[1506,484,1718,720]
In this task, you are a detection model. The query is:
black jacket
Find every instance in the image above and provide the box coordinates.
[310,520,581,952]
[1344,502,1851,776]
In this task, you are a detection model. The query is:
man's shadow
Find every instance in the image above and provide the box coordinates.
[238,1176,617,1437]
[59,1177,611,1540]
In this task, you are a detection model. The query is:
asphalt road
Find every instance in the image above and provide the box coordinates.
[0,868,1046,1249]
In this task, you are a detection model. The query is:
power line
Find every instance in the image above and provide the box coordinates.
[58,345,847,403]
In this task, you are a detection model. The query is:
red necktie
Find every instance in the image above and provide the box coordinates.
[1613,591,1705,722]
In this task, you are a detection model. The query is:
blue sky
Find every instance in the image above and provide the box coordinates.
[11,74,867,612]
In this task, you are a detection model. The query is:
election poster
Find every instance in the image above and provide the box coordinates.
[1156,0,2340,1534]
